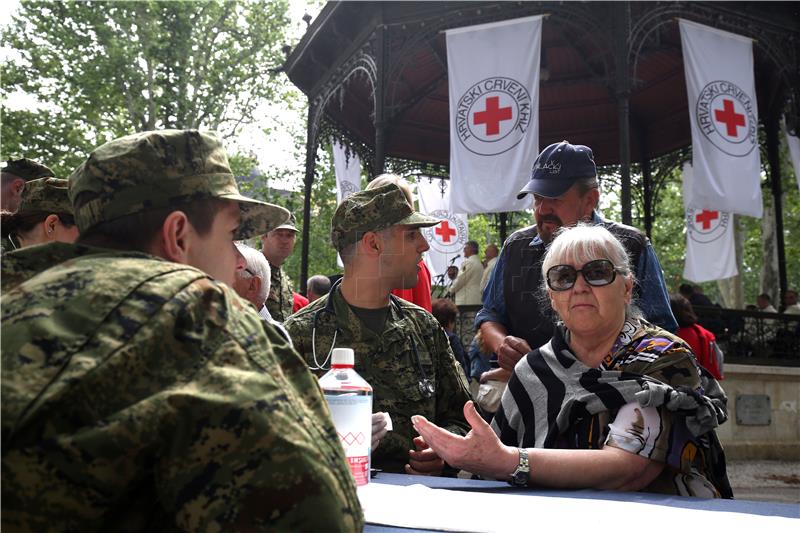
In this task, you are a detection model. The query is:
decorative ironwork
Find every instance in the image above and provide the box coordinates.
[694,306,800,366]
[290,1,798,295]
[630,3,799,100]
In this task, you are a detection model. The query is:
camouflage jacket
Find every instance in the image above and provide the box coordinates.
[284,285,471,473]
[266,262,294,322]
[1,244,363,532]
[2,241,72,293]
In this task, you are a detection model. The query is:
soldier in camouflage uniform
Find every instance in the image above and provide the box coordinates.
[261,213,298,321]
[1,157,55,212]
[285,183,471,475]
[1,177,79,255]
[1,130,363,531]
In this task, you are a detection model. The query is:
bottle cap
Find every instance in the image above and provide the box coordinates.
[331,348,354,366]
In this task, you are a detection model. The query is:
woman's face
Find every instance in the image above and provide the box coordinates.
[548,256,633,339]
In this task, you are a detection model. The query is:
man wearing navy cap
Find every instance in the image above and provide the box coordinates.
[476,141,677,377]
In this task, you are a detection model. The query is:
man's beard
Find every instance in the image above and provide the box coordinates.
[536,215,563,243]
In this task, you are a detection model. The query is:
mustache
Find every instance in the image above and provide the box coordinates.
[538,215,563,226]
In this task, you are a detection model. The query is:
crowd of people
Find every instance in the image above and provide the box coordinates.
[10,132,796,529]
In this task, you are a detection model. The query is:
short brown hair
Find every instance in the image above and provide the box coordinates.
[1,210,75,244]
[669,294,698,328]
[432,298,459,328]
[76,195,227,252]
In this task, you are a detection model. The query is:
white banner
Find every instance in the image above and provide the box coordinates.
[679,19,762,218]
[782,117,800,193]
[332,139,362,203]
[682,162,737,283]
[446,15,542,214]
[417,178,466,286]
[332,139,362,268]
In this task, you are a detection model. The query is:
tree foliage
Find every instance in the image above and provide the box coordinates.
[1,0,290,176]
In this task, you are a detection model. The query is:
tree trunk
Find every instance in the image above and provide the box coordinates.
[760,193,780,304]
[717,214,745,308]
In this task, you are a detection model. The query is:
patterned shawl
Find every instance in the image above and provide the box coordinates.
[491,319,732,497]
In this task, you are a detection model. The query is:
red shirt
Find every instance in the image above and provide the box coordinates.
[677,323,723,380]
[293,292,309,313]
[390,260,432,312]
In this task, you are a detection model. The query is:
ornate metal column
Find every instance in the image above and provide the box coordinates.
[614,2,632,225]
[299,101,318,294]
[373,10,386,177]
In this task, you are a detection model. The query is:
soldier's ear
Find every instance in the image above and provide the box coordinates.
[361,231,382,257]
[157,210,191,264]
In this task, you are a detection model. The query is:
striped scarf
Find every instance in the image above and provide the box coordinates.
[491,319,728,449]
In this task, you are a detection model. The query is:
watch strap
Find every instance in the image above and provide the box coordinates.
[508,447,530,487]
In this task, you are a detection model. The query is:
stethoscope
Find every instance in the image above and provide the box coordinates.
[310,278,436,398]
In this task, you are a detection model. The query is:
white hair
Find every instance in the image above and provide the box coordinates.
[541,224,631,280]
[236,242,271,306]
[540,224,642,320]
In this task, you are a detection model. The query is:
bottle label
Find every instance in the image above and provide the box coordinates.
[325,394,372,486]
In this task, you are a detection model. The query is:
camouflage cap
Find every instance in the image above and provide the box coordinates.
[17,177,73,217]
[68,129,289,239]
[1,158,55,182]
[330,182,440,252]
[273,212,299,232]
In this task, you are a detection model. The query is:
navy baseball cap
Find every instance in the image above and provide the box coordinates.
[517,141,597,199]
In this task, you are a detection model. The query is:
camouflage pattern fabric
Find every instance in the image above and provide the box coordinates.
[330,183,439,252]
[1,244,363,531]
[1,158,54,181]
[1,242,82,293]
[67,129,289,239]
[0,237,12,256]
[285,286,472,473]
[17,177,73,216]
[265,262,294,322]
[274,212,299,232]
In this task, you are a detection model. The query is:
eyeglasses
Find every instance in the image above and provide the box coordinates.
[241,267,256,277]
[546,259,622,291]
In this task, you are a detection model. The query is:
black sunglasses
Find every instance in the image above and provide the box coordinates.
[546,259,622,291]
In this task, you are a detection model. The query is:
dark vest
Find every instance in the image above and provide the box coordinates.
[502,221,648,351]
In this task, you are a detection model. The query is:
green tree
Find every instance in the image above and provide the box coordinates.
[1,0,290,175]
[239,138,344,289]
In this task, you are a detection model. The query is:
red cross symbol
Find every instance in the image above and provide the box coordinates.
[714,99,745,137]
[435,221,457,242]
[695,209,719,230]
[473,96,513,136]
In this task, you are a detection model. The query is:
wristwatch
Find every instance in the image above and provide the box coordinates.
[508,447,530,487]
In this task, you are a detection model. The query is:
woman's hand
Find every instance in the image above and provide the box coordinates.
[411,401,518,480]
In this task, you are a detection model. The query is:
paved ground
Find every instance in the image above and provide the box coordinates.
[727,460,800,504]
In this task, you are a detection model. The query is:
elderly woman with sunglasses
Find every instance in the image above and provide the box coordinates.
[412,224,732,497]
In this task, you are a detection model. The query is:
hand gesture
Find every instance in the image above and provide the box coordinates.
[411,401,517,480]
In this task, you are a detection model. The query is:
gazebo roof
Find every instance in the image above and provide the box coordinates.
[285,1,799,167]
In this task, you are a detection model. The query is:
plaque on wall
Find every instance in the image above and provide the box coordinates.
[736,394,771,426]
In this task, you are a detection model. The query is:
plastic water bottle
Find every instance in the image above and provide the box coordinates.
[319,347,373,486]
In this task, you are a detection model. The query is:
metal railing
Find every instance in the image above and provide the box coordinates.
[452,304,800,367]
[693,306,800,366]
